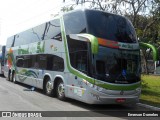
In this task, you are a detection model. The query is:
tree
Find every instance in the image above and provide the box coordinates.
[61,6,74,12]
[68,0,148,24]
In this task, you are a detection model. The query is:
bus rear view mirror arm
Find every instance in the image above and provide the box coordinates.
[69,34,89,42]
[69,34,99,54]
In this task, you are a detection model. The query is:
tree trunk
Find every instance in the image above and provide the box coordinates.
[141,50,149,74]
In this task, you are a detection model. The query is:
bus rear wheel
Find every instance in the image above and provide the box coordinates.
[56,80,66,101]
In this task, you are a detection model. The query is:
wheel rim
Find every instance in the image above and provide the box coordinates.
[13,74,16,82]
[46,81,52,93]
[58,83,64,97]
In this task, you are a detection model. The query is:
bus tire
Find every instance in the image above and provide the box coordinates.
[8,71,12,81]
[56,80,66,101]
[44,78,54,96]
[12,72,17,84]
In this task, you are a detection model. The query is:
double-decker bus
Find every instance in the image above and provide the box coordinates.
[4,9,141,104]
[0,45,6,75]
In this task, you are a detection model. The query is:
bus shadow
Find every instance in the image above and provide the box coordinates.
[15,82,44,92]
[0,74,5,78]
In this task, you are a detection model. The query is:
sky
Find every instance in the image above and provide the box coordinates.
[0,0,74,45]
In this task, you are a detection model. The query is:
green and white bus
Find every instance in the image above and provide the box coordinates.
[4,9,141,104]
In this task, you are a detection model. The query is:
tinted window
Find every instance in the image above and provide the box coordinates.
[23,55,32,68]
[52,56,64,71]
[44,19,62,41]
[1,46,6,66]
[32,55,38,69]
[6,36,15,47]
[94,47,140,83]
[63,11,86,35]
[96,60,105,74]
[16,54,64,71]
[37,55,47,69]
[46,55,53,70]
[32,23,46,41]
[67,37,89,74]
[16,56,24,67]
[14,23,46,46]
[86,10,137,43]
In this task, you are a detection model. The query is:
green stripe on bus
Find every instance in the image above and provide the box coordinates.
[96,82,141,90]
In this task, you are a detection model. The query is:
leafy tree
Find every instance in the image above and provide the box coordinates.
[61,6,74,12]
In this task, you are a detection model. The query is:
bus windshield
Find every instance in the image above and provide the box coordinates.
[86,10,137,43]
[94,46,141,83]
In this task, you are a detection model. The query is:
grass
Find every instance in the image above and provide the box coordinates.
[140,75,160,107]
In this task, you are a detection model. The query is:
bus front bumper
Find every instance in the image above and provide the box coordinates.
[84,86,141,104]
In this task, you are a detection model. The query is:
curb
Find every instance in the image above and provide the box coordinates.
[137,103,160,111]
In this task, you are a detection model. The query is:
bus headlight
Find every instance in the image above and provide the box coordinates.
[93,84,103,92]
[88,83,103,92]
[88,83,94,88]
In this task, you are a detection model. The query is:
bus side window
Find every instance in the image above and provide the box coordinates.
[37,55,47,69]
[31,55,39,69]
[16,58,24,67]
[32,23,46,41]
[23,55,32,68]
[34,62,39,69]
[46,55,53,70]
[76,52,87,73]
[6,36,15,47]
[44,19,62,41]
[52,56,64,72]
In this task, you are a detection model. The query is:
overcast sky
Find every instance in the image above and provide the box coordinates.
[0,0,74,45]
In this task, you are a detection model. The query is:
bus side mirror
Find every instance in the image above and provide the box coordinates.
[69,34,98,54]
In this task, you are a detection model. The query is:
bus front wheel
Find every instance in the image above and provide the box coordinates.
[56,80,66,101]
[45,78,54,96]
